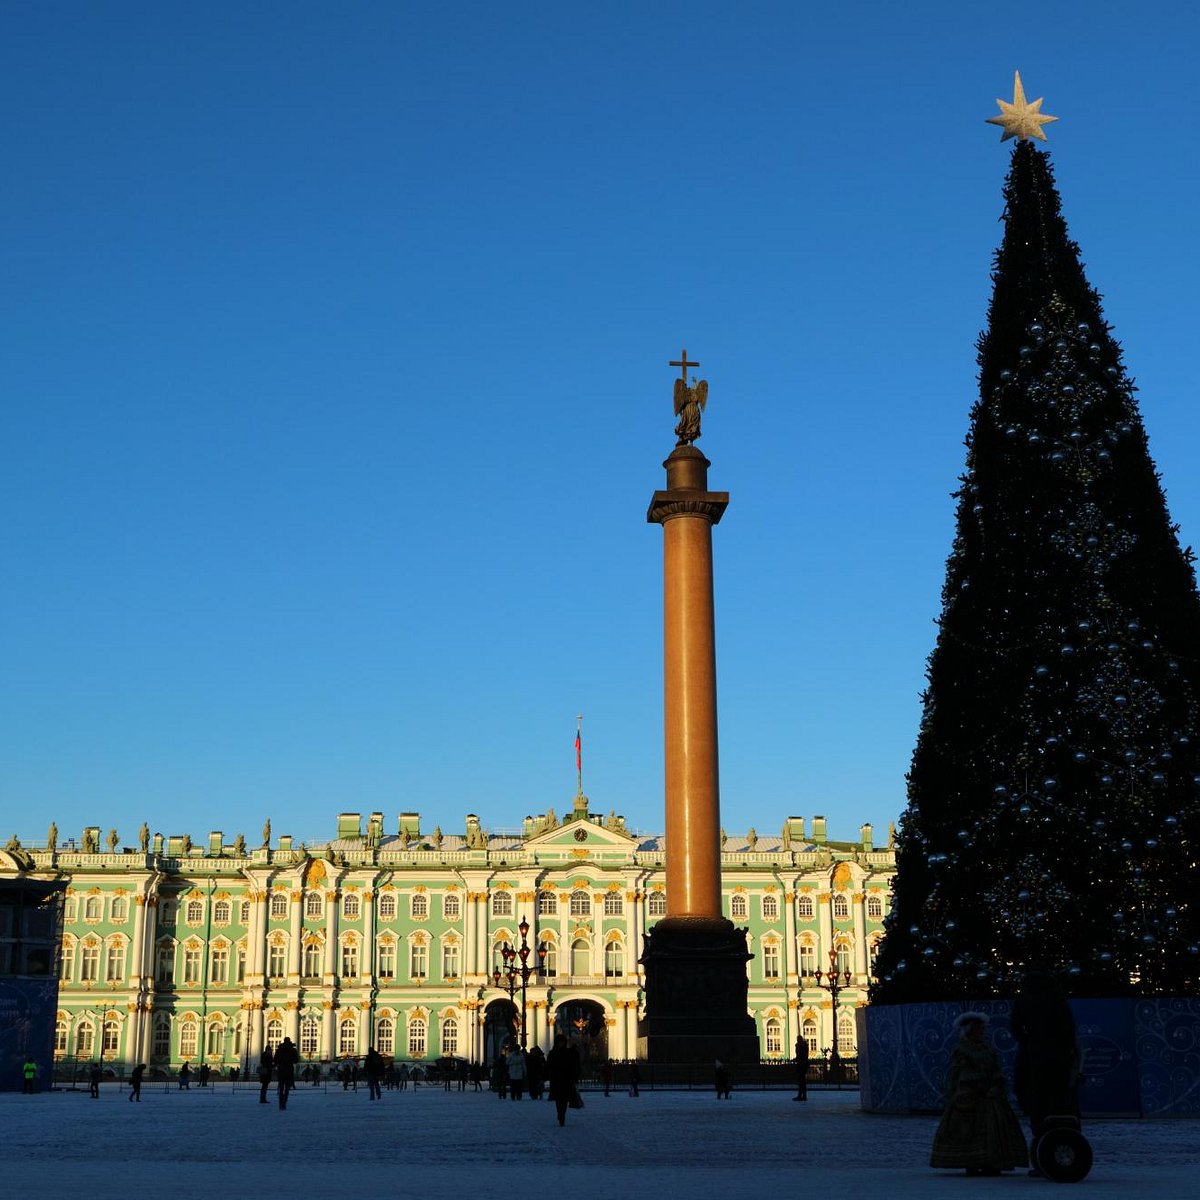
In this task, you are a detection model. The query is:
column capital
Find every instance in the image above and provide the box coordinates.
[647,491,729,526]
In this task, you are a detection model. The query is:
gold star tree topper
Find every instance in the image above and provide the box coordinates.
[987,71,1058,141]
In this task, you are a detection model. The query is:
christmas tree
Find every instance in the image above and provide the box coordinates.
[873,78,1200,1002]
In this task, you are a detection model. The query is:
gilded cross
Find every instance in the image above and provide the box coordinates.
[670,349,700,383]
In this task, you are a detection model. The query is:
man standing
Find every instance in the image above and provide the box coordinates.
[257,1045,274,1104]
[546,1036,580,1127]
[274,1036,298,1110]
[794,1034,809,1101]
[89,1063,102,1099]
[22,1058,38,1095]
[128,1063,145,1103]
[364,1047,384,1101]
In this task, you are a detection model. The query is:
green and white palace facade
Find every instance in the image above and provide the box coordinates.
[2,799,895,1071]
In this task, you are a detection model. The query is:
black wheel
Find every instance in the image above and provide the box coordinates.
[1035,1127,1093,1183]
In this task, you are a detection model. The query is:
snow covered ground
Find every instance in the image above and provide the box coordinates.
[5,1083,1196,1198]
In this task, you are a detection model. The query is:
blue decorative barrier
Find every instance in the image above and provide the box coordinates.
[858,998,1200,1117]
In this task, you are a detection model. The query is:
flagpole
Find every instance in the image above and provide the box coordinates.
[575,714,583,795]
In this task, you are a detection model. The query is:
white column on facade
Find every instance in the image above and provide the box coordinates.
[853,891,868,977]
[817,888,833,972]
[362,887,376,982]
[463,890,475,977]
[289,883,303,976]
[627,888,642,975]
[783,882,798,978]
[478,891,491,975]
[626,1001,639,1058]
[249,1005,264,1063]
[322,1003,335,1059]
[610,1006,626,1060]
[324,887,340,976]
[249,887,268,978]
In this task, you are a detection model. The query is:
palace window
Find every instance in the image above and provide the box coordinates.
[303,942,323,979]
[410,893,428,919]
[84,896,102,921]
[305,892,324,920]
[491,940,507,972]
[267,942,286,979]
[835,943,852,976]
[270,893,288,920]
[441,1017,458,1056]
[569,890,591,917]
[603,892,623,916]
[64,898,78,922]
[102,1020,120,1060]
[186,898,204,925]
[539,941,557,978]
[105,943,125,982]
[762,894,779,920]
[80,942,100,982]
[375,1017,394,1057]
[537,891,557,916]
[206,1021,224,1058]
[236,944,247,984]
[799,942,816,976]
[265,1019,283,1051]
[211,946,229,984]
[647,892,667,918]
[604,940,624,978]
[54,1019,69,1056]
[442,942,460,979]
[838,1011,857,1051]
[159,900,177,925]
[110,896,129,922]
[868,937,882,971]
[179,1020,199,1060]
[239,900,250,924]
[301,1017,320,1058]
[377,893,396,920]
[152,1016,171,1059]
[75,1021,95,1058]
[867,893,884,920]
[832,894,850,921]
[60,940,75,982]
[492,891,513,917]
[764,1017,784,1056]
[570,938,590,976]
[339,1018,357,1056]
[796,895,815,920]
[156,942,175,984]
[341,941,359,979]
[342,893,361,920]
[802,1018,819,1054]
[377,941,396,979]
[408,1017,427,1058]
[410,943,428,978]
[442,892,461,920]
[730,894,748,920]
[184,945,203,984]
[763,941,781,979]
[213,899,231,926]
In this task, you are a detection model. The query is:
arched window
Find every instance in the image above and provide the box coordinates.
[102,1020,119,1058]
[442,892,461,920]
[491,891,513,917]
[796,895,815,920]
[305,892,324,920]
[539,940,557,978]
[408,1017,427,1058]
[105,941,125,982]
[764,1016,784,1056]
[342,893,361,920]
[491,939,508,972]
[441,940,460,979]
[537,891,557,916]
[832,894,850,920]
[339,1019,357,1056]
[213,899,231,925]
[377,940,396,979]
[179,1019,199,1060]
[64,897,78,922]
[80,940,100,982]
[835,943,852,976]
[762,941,781,979]
[54,1019,68,1056]
[409,941,428,978]
[270,892,288,920]
[603,891,623,916]
[155,940,175,984]
[441,1017,458,1056]
[239,900,251,924]
[410,893,428,919]
[60,937,75,982]
[206,1020,224,1058]
[375,1017,394,1056]
[303,941,323,978]
[761,894,779,920]
[301,1016,320,1058]
[569,890,591,917]
[799,941,816,977]
[187,898,205,925]
[84,896,102,921]
[570,938,590,977]
[341,939,359,978]
[730,894,748,920]
[377,893,396,919]
[647,891,667,917]
[110,896,129,922]
[802,1017,819,1054]
[867,893,884,920]
[838,1011,857,1051]
[267,940,286,979]
[152,1015,171,1059]
[210,944,229,983]
[75,1021,95,1058]
[868,937,882,971]
[604,940,624,978]
[265,1019,284,1051]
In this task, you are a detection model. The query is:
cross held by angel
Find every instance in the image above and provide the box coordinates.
[671,349,708,445]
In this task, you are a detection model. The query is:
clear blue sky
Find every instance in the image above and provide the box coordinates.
[3,2,1199,848]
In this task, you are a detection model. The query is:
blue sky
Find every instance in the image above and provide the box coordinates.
[3,2,1199,849]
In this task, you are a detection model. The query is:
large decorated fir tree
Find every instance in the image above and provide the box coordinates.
[873,78,1200,1002]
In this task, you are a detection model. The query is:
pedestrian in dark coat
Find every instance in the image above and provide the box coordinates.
[714,1060,732,1099]
[178,1062,190,1090]
[274,1037,299,1110]
[601,1058,614,1096]
[128,1063,145,1102]
[198,1063,210,1088]
[526,1045,546,1100]
[364,1048,384,1100]
[258,1046,274,1104]
[794,1035,809,1101]
[89,1063,102,1099]
[546,1036,581,1127]
[1012,971,1082,1170]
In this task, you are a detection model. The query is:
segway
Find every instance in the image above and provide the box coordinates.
[1031,1115,1093,1183]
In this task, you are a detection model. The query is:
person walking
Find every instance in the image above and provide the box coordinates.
[21,1058,38,1094]
[311,1063,322,1088]
[715,1060,732,1099]
[396,1062,409,1092]
[930,1012,1028,1176]
[546,1036,581,1127]
[258,1046,274,1104]
[198,1063,210,1088]
[89,1063,102,1099]
[601,1058,614,1097]
[128,1063,145,1102]
[178,1062,190,1090]
[492,1052,508,1099]
[470,1060,483,1092]
[526,1045,545,1100]
[794,1034,809,1101]
[274,1036,298,1110]
[506,1044,527,1100]
[627,1060,640,1097]
[364,1047,384,1101]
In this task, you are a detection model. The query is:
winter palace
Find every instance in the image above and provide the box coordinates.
[2,795,895,1073]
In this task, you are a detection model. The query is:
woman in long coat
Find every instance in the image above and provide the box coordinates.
[931,1012,1028,1175]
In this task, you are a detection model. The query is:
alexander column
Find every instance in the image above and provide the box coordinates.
[639,351,759,1064]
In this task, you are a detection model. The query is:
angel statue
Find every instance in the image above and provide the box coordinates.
[673,373,708,445]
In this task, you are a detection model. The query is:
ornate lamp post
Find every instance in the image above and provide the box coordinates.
[813,946,852,1082]
[491,916,543,1049]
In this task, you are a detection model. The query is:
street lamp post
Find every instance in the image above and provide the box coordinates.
[491,916,543,1049]
[813,946,852,1083]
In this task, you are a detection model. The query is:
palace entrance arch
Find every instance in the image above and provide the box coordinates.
[482,999,518,1065]
[553,999,608,1067]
